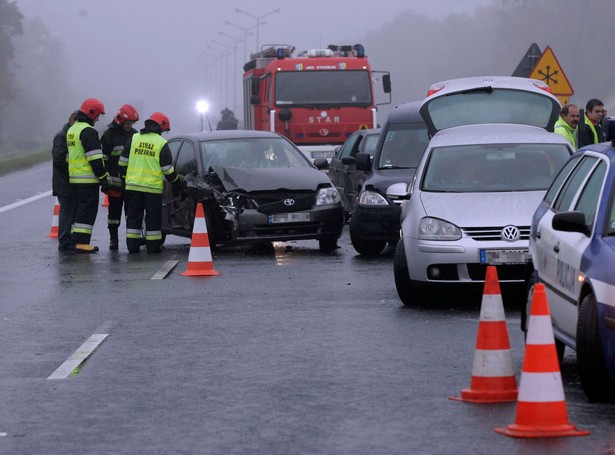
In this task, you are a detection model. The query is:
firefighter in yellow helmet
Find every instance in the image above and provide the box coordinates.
[119,112,181,254]
[67,98,112,253]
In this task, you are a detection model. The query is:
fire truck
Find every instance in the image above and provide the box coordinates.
[242,44,391,162]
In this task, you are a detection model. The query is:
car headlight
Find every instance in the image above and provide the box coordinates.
[358,190,388,206]
[315,187,341,206]
[418,217,461,240]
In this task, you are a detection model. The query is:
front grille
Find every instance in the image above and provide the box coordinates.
[467,263,528,281]
[251,192,315,215]
[462,226,530,241]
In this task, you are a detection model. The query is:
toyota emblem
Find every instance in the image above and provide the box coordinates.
[501,225,520,242]
[283,198,295,206]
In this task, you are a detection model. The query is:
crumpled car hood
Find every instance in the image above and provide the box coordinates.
[209,165,331,192]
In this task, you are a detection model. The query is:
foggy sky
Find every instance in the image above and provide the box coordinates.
[12,0,493,135]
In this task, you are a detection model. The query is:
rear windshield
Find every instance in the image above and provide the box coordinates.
[377,122,430,169]
[425,89,556,130]
[421,143,571,192]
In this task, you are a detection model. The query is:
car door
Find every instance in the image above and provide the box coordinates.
[537,155,601,343]
[329,132,361,212]
[164,138,198,232]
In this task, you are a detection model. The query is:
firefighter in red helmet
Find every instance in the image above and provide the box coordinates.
[67,98,111,253]
[119,112,182,254]
[100,104,139,250]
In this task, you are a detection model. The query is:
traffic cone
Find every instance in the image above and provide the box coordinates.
[495,283,589,438]
[101,194,109,207]
[48,197,60,238]
[180,203,220,277]
[450,266,518,403]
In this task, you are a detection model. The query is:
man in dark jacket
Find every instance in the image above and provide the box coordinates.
[51,110,80,252]
[101,104,139,250]
[578,98,606,148]
[216,108,238,130]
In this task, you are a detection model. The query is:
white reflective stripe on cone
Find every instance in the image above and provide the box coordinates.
[480,295,506,321]
[188,246,213,263]
[526,315,556,345]
[518,372,566,402]
[472,349,516,377]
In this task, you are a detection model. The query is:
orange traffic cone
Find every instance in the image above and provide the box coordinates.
[450,266,518,403]
[495,283,589,438]
[48,197,60,238]
[181,203,220,277]
[101,194,109,207]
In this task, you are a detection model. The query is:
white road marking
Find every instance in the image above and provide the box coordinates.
[47,333,108,380]
[0,190,52,214]
[151,260,179,280]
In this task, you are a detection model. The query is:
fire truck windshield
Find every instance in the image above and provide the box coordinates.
[275,70,372,107]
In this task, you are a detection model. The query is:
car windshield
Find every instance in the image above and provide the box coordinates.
[425,89,556,131]
[199,138,312,170]
[275,70,372,107]
[377,122,430,169]
[421,143,571,192]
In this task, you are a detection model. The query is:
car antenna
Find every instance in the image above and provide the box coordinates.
[205,112,213,131]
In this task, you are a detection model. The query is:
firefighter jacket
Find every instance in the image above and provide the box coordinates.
[51,122,72,197]
[554,116,577,150]
[101,121,137,189]
[67,115,108,185]
[119,131,178,194]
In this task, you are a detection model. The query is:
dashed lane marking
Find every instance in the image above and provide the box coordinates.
[47,333,108,380]
[0,190,52,214]
[151,260,179,280]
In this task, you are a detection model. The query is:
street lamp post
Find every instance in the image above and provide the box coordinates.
[224,20,257,62]
[235,8,280,52]
[218,31,245,115]
[196,100,210,132]
[210,39,231,109]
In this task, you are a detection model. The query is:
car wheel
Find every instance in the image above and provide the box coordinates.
[577,292,615,401]
[394,238,421,306]
[319,236,338,252]
[523,273,565,364]
[349,214,386,256]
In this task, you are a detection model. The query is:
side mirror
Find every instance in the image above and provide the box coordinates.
[382,74,391,94]
[313,158,329,170]
[355,152,371,172]
[552,211,590,236]
[341,156,356,166]
[386,182,409,200]
[251,76,260,96]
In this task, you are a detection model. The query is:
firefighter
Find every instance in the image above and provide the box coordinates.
[216,108,238,130]
[101,104,140,250]
[119,112,181,254]
[67,98,111,254]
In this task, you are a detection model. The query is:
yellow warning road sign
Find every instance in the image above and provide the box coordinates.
[529,46,573,101]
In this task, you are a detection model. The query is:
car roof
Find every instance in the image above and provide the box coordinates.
[384,100,423,124]
[426,123,573,148]
[353,128,381,136]
[168,129,285,141]
[576,141,615,159]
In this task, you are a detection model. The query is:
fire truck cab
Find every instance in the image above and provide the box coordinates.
[243,44,391,163]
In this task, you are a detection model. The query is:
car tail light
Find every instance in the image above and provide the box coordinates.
[427,83,446,97]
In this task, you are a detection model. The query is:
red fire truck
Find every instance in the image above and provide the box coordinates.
[242,44,391,162]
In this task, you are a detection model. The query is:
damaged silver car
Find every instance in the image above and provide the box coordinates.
[162,130,344,251]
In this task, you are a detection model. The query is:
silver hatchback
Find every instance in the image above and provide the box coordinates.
[393,76,573,305]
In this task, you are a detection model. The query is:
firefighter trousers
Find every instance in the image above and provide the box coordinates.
[107,192,124,230]
[71,184,100,245]
[124,190,163,253]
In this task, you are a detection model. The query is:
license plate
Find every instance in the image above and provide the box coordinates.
[311,150,335,159]
[268,212,311,224]
[479,249,529,264]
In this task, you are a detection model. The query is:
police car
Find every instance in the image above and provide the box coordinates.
[525,141,615,401]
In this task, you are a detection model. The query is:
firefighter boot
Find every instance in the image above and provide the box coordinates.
[109,227,119,250]
[75,244,100,254]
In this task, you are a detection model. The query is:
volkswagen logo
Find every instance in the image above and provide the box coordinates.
[283,198,295,206]
[501,225,520,242]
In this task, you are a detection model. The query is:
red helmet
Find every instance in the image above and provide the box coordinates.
[115,104,139,125]
[80,98,105,120]
[148,112,171,132]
